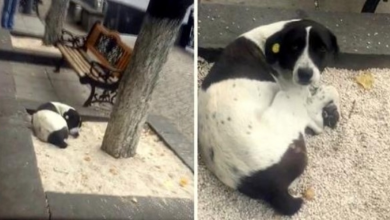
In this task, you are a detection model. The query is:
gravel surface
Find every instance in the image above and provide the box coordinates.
[197,58,390,220]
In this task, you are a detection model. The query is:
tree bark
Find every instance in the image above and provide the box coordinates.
[101,0,193,158]
[42,0,69,45]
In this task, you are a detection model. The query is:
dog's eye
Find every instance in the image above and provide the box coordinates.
[291,45,299,51]
[318,46,327,53]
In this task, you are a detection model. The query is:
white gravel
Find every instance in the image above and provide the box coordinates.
[197,58,390,220]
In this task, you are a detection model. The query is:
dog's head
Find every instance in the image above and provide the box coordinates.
[264,19,339,86]
[63,109,82,138]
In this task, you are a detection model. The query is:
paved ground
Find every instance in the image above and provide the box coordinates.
[8,46,194,141]
[0,58,49,219]
[198,3,390,56]
[150,47,194,140]
[201,0,390,13]
[10,4,195,141]
[13,13,44,37]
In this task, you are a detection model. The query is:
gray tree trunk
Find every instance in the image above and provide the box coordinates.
[101,0,192,158]
[43,0,69,45]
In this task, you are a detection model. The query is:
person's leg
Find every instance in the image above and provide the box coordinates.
[1,0,12,29]
[7,0,19,29]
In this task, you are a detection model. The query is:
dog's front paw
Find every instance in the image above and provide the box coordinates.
[322,102,340,129]
[305,127,319,136]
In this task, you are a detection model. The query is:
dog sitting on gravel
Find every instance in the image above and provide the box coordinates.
[198,19,340,216]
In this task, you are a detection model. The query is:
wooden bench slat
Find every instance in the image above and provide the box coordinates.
[58,45,86,77]
[58,45,118,84]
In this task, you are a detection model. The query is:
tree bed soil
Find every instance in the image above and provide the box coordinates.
[30,121,194,199]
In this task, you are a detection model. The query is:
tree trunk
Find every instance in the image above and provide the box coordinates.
[101,0,193,158]
[42,0,69,45]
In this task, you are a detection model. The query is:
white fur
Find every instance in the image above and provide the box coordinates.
[32,110,68,143]
[69,127,80,136]
[293,27,320,86]
[199,20,340,190]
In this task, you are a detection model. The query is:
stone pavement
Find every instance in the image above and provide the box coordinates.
[13,13,45,38]
[201,0,390,13]
[0,60,49,219]
[11,62,91,107]
[8,46,194,141]
[199,3,390,56]
[150,47,194,141]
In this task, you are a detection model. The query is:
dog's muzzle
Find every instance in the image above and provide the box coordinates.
[297,68,313,85]
[69,127,80,138]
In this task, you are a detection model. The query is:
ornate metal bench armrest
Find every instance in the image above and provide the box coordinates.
[57,29,86,48]
[90,61,123,81]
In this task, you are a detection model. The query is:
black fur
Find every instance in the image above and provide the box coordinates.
[37,102,58,114]
[322,102,339,128]
[201,37,277,90]
[237,133,307,216]
[265,19,339,73]
[147,0,193,20]
[47,127,69,149]
[63,109,82,132]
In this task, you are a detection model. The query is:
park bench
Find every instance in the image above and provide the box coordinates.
[54,21,133,107]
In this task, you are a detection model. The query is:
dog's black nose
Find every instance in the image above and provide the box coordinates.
[297,68,313,85]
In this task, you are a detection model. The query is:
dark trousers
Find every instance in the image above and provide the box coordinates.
[1,0,19,29]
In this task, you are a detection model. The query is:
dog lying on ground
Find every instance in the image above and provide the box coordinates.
[31,102,82,148]
[198,19,340,216]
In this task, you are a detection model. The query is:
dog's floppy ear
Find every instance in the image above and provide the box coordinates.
[329,31,339,54]
[264,31,285,65]
[321,28,339,55]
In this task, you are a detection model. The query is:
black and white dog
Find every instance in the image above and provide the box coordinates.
[198,19,340,216]
[31,102,82,148]
[37,102,82,137]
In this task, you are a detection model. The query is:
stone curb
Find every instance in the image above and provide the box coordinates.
[47,192,193,220]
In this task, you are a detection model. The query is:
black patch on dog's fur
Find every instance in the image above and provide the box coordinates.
[237,133,307,216]
[47,127,69,149]
[322,102,339,128]
[37,102,58,114]
[201,37,277,90]
[63,109,82,131]
[265,19,339,74]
